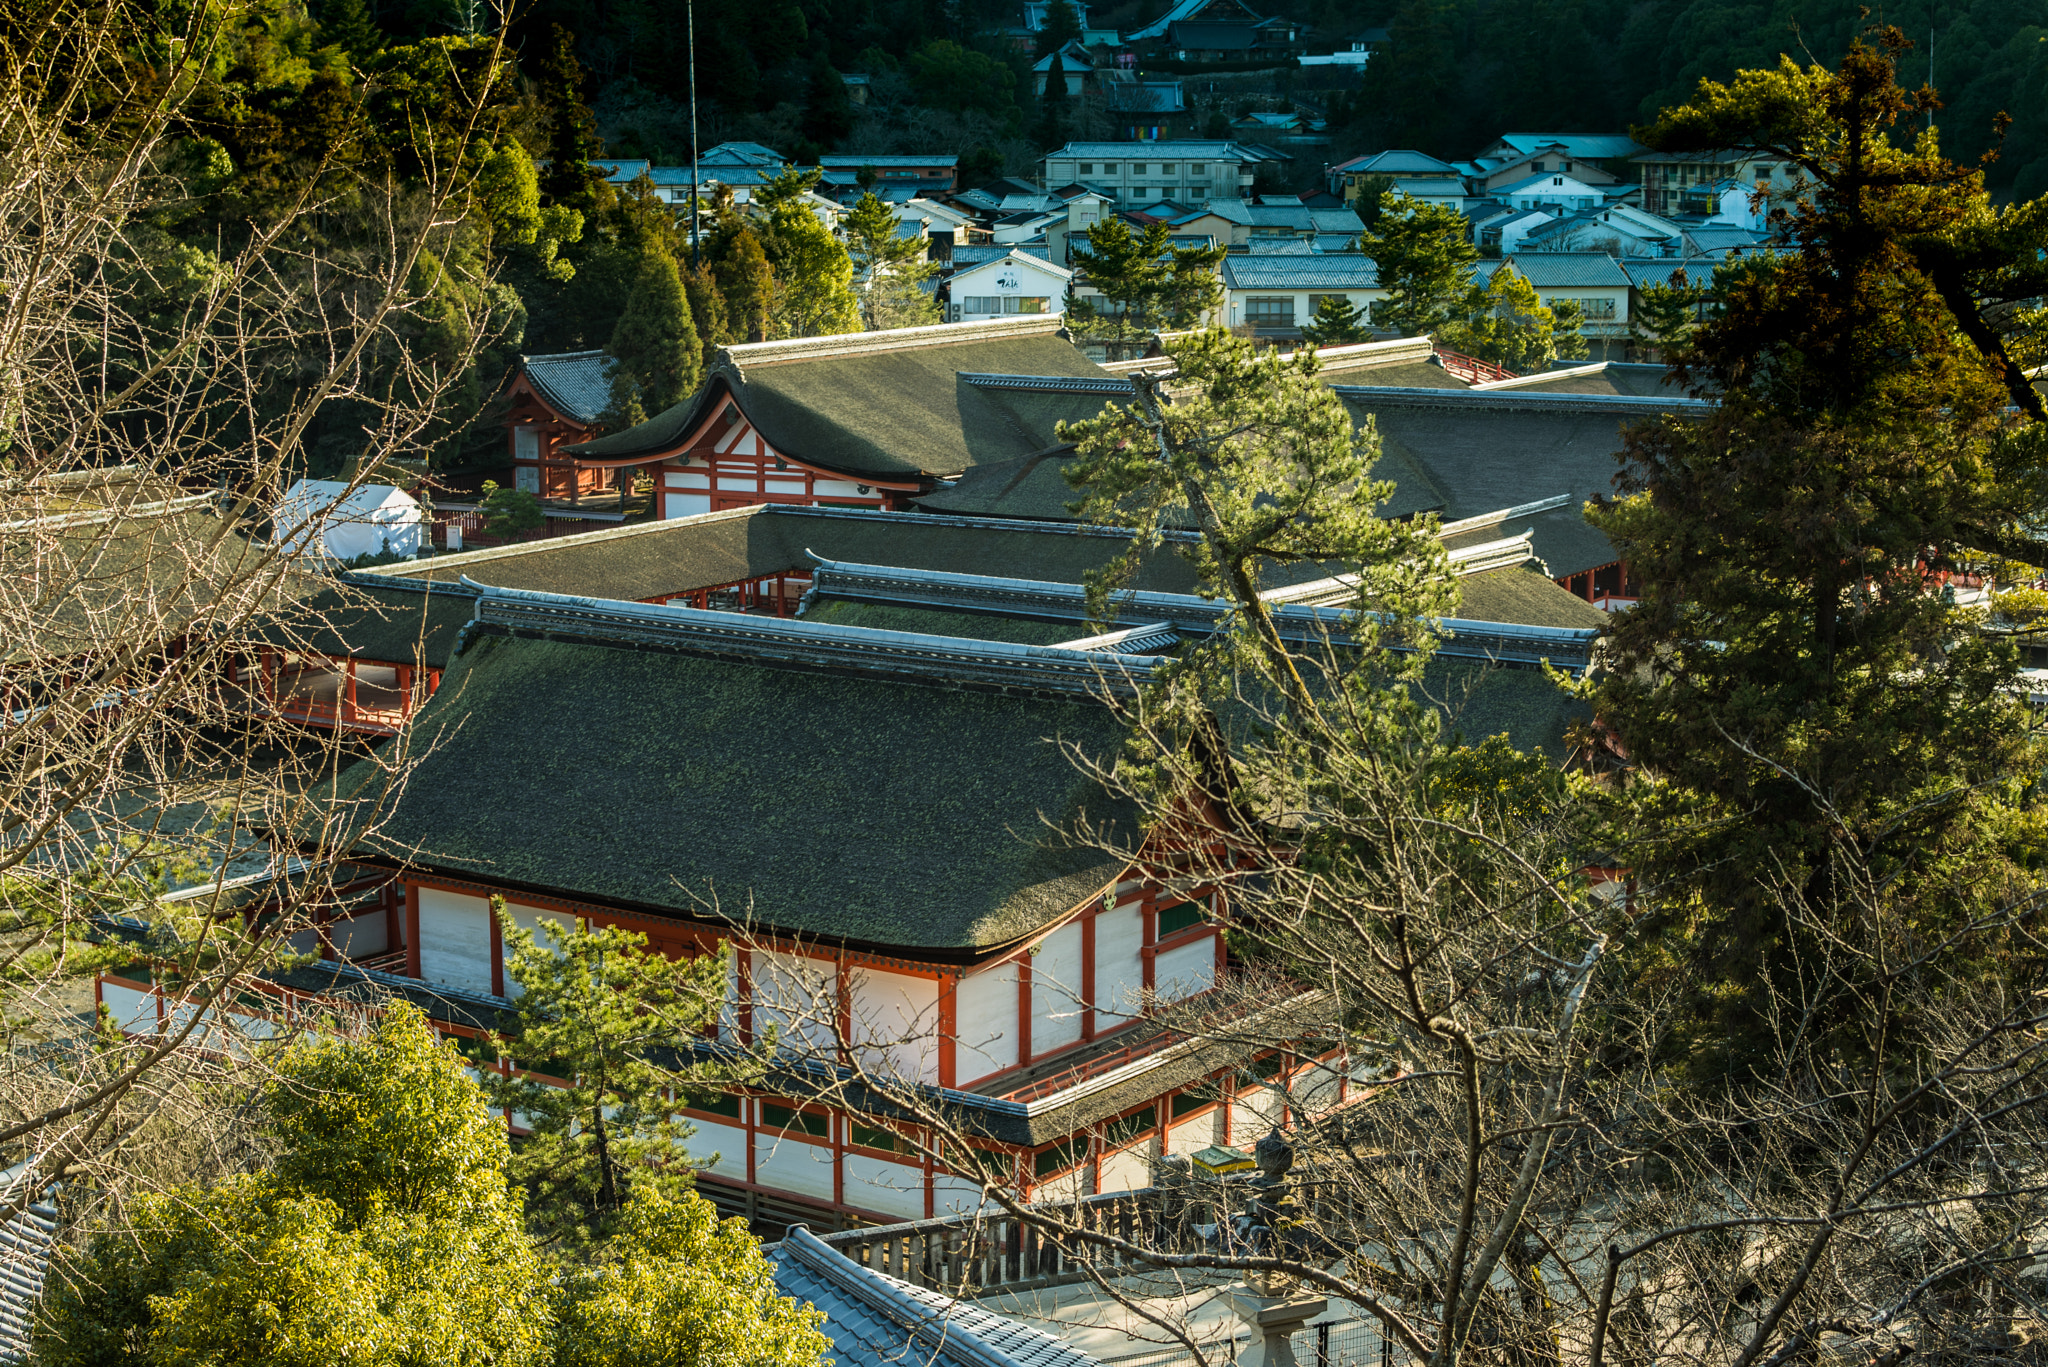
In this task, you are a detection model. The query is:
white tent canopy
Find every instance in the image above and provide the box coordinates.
[273,480,424,562]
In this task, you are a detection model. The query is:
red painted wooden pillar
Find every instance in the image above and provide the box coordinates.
[1080,910,1097,1041]
[937,977,957,1088]
[1016,955,1033,1065]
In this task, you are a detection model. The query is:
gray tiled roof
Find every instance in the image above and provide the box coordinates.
[1044,140,1285,162]
[820,155,960,168]
[520,351,617,425]
[1330,149,1460,176]
[774,1226,1103,1367]
[0,1173,58,1364]
[1500,253,1633,288]
[1221,256,1379,288]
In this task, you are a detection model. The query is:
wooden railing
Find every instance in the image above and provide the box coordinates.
[1431,345,1517,384]
[819,1179,1363,1297]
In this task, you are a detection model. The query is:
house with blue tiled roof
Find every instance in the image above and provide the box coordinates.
[1218,255,1381,338]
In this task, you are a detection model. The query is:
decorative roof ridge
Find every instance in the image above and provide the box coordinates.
[518,348,609,363]
[1329,383,1715,414]
[957,372,1134,393]
[712,316,1069,377]
[0,490,218,533]
[805,558,1602,671]
[762,503,1204,545]
[1276,335,1433,371]
[361,505,768,581]
[459,577,1167,697]
[337,571,483,598]
[776,1227,1070,1367]
[1470,360,1612,391]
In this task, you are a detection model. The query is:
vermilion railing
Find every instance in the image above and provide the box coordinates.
[1432,345,1517,384]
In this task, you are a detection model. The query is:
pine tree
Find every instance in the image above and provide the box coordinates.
[843,191,941,330]
[1034,50,1070,152]
[1627,269,1703,360]
[1298,294,1371,347]
[606,248,702,417]
[1438,266,1557,372]
[533,25,604,212]
[320,0,383,60]
[1035,0,1084,57]
[1067,218,1224,360]
[1357,191,1479,337]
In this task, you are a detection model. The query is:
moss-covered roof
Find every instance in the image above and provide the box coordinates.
[1423,657,1591,763]
[1455,567,1610,630]
[250,580,478,669]
[331,630,1134,955]
[800,598,1087,645]
[374,506,1225,599]
[564,334,1121,479]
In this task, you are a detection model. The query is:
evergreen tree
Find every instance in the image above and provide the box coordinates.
[606,247,703,418]
[1034,0,1083,57]
[488,908,731,1251]
[1588,31,2048,1072]
[1067,218,1225,360]
[533,25,604,212]
[1298,294,1371,347]
[1627,268,1704,360]
[1547,298,1589,361]
[843,190,942,330]
[712,227,776,344]
[1356,191,1478,338]
[684,261,733,370]
[320,0,383,60]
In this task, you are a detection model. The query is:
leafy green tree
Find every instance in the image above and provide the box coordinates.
[762,200,862,339]
[843,190,941,330]
[907,40,1018,118]
[1588,31,2048,1072]
[1356,191,1479,338]
[534,25,604,212]
[1438,266,1559,372]
[1298,294,1371,347]
[487,907,730,1250]
[606,247,703,418]
[480,477,546,532]
[477,139,584,282]
[35,1006,552,1367]
[1061,329,1453,715]
[553,1189,831,1367]
[1067,218,1224,360]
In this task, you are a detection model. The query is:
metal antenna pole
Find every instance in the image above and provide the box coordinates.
[690,0,701,267]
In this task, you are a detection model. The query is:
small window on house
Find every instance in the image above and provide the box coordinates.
[1552,176,1564,186]
[1080,162,1094,175]
[1130,163,1147,175]
[761,1103,830,1139]
[1250,1052,1286,1081]
[1157,902,1205,938]
[1531,160,1544,172]
[1103,1108,1157,1149]
[1245,297,1295,324]
[1158,163,1177,175]
[1306,292,1351,313]
[852,1124,914,1154]
[1562,160,1573,172]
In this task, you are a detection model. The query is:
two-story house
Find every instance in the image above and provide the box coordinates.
[1040,141,1291,202]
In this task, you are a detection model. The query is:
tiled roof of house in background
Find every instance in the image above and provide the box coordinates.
[1220,255,1379,288]
[1490,134,1646,160]
[1044,140,1291,162]
[564,318,1116,479]
[519,350,616,425]
[702,141,788,165]
[1499,253,1633,288]
[949,245,1053,269]
[1102,80,1185,113]
[1684,226,1771,255]
[1618,257,1716,289]
[820,154,960,168]
[1330,149,1460,176]
[774,1226,1105,1367]
[0,1169,58,1364]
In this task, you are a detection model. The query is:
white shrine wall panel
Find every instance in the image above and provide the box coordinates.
[684,1120,749,1180]
[844,1155,927,1220]
[1095,905,1144,1020]
[1031,923,1085,1053]
[954,960,1019,1083]
[1154,936,1217,1002]
[1034,1167,1086,1203]
[101,982,155,1032]
[752,950,834,1052]
[1170,1112,1214,1153]
[1231,1087,1281,1142]
[933,1172,992,1215]
[417,888,493,994]
[1099,1146,1152,1192]
[503,904,577,997]
[328,909,387,957]
[851,967,940,1086]
[664,492,711,519]
[754,1131,836,1201]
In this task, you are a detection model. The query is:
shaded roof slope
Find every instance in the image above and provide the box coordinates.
[331,628,1133,954]
[250,579,478,669]
[1456,566,1609,629]
[520,351,615,424]
[564,319,1118,479]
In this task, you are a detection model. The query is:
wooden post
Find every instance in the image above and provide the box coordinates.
[404,884,422,979]
[489,899,505,997]
[937,976,957,1088]
[1016,954,1032,1065]
[343,659,358,725]
[1080,909,1097,1041]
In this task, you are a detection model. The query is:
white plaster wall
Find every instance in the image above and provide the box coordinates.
[664,492,712,519]
[1095,905,1144,1019]
[503,904,576,998]
[327,909,387,958]
[844,1154,927,1220]
[955,960,1018,1083]
[754,1131,835,1201]
[1154,935,1216,1002]
[752,949,834,1052]
[1169,1112,1214,1153]
[851,967,940,1086]
[1030,922,1084,1054]
[1034,1167,1086,1204]
[1099,1146,1152,1192]
[417,888,493,994]
[1230,1086,1281,1143]
[683,1119,749,1181]
[933,1172,994,1215]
